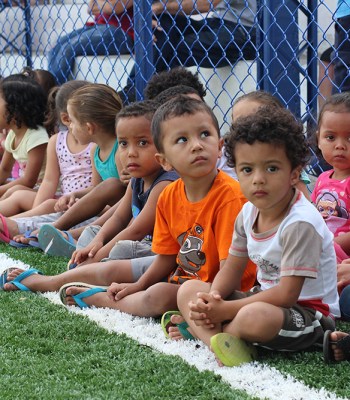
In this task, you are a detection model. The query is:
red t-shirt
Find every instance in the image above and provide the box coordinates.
[86,10,134,40]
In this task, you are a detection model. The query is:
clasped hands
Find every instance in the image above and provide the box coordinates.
[188,290,228,329]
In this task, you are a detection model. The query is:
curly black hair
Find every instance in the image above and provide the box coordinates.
[225,106,309,170]
[0,74,47,130]
[144,67,206,100]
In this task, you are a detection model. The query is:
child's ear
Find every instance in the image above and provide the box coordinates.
[60,112,70,127]
[218,137,224,159]
[155,152,173,171]
[291,167,302,186]
[86,122,95,136]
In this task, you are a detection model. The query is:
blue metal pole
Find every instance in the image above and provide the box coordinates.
[257,0,301,117]
[134,0,155,100]
[24,0,32,68]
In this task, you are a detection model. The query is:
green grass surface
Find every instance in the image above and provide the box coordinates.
[1,243,350,399]
[0,245,255,400]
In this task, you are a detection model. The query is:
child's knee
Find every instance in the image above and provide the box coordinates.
[234,302,270,327]
[177,280,210,304]
[143,283,179,315]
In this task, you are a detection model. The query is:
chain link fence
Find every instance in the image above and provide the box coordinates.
[0,0,337,173]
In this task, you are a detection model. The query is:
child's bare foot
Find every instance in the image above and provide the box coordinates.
[59,283,108,309]
[330,331,350,361]
[13,229,39,244]
[2,268,26,290]
[161,311,195,340]
[168,314,193,340]
[1,267,43,291]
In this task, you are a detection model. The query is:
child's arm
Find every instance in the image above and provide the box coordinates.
[32,135,60,208]
[72,179,173,263]
[334,232,350,256]
[115,149,131,187]
[0,143,47,197]
[337,259,350,291]
[71,182,133,264]
[0,150,15,185]
[89,0,133,17]
[92,180,171,261]
[107,253,178,301]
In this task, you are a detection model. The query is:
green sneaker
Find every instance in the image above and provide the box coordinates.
[210,333,257,367]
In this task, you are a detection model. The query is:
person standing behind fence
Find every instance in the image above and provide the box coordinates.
[333,0,350,93]
[121,0,257,103]
[48,0,134,85]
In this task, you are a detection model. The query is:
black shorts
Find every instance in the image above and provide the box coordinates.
[227,287,335,351]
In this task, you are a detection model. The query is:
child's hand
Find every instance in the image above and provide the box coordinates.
[107,281,143,301]
[188,290,223,329]
[337,261,350,291]
[54,194,78,212]
[70,240,104,265]
[119,168,131,186]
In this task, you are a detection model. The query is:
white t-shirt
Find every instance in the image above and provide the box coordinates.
[5,126,49,181]
[230,190,340,318]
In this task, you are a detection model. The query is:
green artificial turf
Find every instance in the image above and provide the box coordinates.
[0,245,256,400]
[1,243,350,399]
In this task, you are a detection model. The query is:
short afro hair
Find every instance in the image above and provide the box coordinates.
[144,67,206,100]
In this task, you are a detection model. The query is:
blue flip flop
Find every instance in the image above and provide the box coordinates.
[38,224,76,258]
[161,310,195,340]
[9,231,41,249]
[59,282,107,309]
[0,267,42,291]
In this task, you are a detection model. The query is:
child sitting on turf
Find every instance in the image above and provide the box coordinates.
[0,74,49,198]
[311,93,350,262]
[0,80,94,219]
[1,97,256,316]
[172,107,339,367]
[53,100,178,264]
[0,83,127,250]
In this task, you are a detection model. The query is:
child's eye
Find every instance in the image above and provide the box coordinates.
[176,136,187,144]
[200,130,210,138]
[139,140,147,146]
[118,140,127,147]
[267,166,278,172]
[325,135,334,141]
[241,167,252,174]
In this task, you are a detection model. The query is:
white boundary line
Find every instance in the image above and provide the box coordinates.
[0,254,345,400]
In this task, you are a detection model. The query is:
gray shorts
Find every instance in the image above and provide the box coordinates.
[14,213,97,235]
[130,255,157,281]
[228,287,335,351]
[78,225,155,260]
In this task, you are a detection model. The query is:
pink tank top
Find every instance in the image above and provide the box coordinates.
[56,130,93,194]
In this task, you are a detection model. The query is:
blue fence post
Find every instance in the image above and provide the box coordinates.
[257,0,301,116]
[134,0,155,100]
[305,0,318,125]
[24,0,32,68]
[257,0,318,122]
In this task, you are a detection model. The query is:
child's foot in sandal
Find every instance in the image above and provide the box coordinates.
[324,330,350,363]
[161,311,195,340]
[210,333,257,367]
